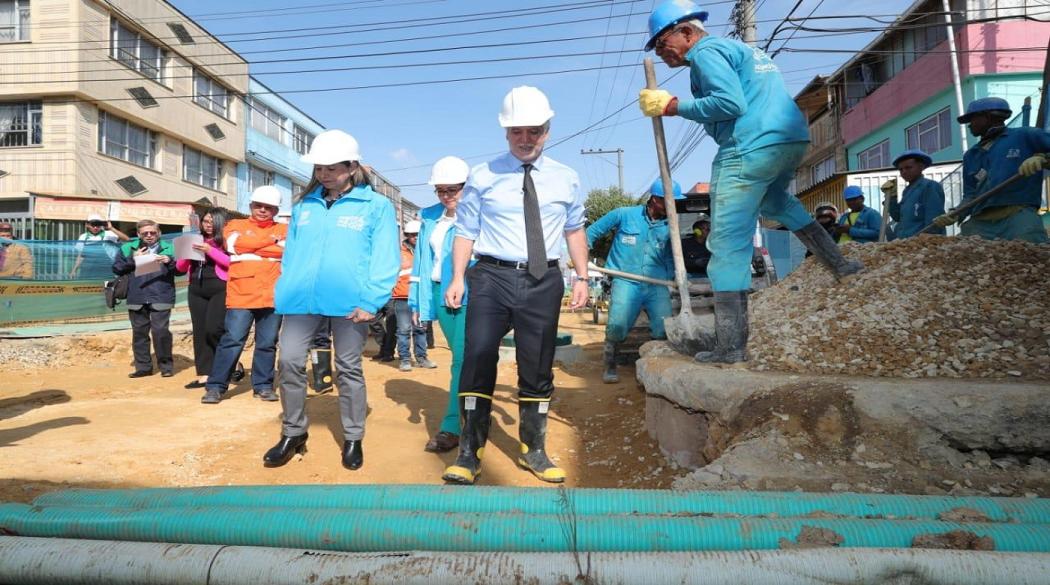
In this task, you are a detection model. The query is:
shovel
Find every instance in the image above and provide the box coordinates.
[919,172,1025,234]
[587,262,712,294]
[643,58,712,356]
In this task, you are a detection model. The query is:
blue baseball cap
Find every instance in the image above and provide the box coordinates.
[843,185,865,200]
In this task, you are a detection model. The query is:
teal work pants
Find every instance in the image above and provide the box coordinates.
[433,281,467,435]
[960,207,1048,244]
[605,278,671,343]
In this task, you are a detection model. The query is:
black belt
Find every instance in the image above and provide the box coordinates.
[477,255,558,270]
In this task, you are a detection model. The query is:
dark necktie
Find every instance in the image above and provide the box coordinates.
[521,164,547,280]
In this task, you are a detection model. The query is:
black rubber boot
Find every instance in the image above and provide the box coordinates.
[695,291,749,364]
[793,221,864,280]
[602,341,619,384]
[262,433,308,468]
[518,400,565,483]
[442,395,492,485]
[310,348,334,394]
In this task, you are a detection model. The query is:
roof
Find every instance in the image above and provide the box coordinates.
[688,182,710,195]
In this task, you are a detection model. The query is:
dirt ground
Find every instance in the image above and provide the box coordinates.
[0,311,679,504]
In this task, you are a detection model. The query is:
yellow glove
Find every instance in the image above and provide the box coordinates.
[1018,154,1048,177]
[638,89,675,117]
[931,213,957,228]
[880,179,898,198]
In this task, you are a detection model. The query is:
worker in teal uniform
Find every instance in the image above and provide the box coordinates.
[836,186,881,244]
[933,97,1050,243]
[638,0,862,363]
[586,179,682,384]
[882,149,946,238]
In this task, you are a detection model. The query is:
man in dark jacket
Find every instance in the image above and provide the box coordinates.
[113,219,182,378]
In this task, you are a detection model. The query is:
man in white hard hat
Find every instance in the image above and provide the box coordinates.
[391,219,436,372]
[201,185,288,404]
[638,0,862,364]
[442,86,590,485]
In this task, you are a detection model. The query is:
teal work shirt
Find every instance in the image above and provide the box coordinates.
[676,36,809,153]
[888,177,946,238]
[586,205,674,280]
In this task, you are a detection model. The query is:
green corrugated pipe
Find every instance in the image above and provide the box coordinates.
[32,485,1050,524]
[2,504,1050,552]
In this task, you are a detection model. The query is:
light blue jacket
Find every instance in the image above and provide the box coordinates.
[837,206,882,244]
[888,177,946,238]
[586,205,674,281]
[677,36,809,153]
[962,126,1050,217]
[274,184,400,316]
[408,203,471,321]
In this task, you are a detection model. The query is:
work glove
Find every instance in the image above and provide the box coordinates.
[1018,153,1048,177]
[880,179,898,198]
[931,213,958,228]
[638,89,676,117]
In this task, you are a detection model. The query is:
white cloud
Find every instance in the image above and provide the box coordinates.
[390,148,417,164]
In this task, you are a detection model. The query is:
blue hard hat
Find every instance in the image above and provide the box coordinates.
[892,149,933,168]
[843,185,864,200]
[650,178,685,200]
[644,0,709,52]
[957,97,1012,123]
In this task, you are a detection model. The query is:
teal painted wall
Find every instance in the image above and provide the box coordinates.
[845,73,1044,170]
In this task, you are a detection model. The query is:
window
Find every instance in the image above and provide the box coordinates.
[292,124,314,156]
[906,108,952,154]
[0,0,30,42]
[292,181,307,197]
[110,19,166,83]
[857,140,890,171]
[248,164,273,192]
[193,70,228,118]
[810,156,835,186]
[98,111,156,168]
[0,101,42,147]
[248,97,287,144]
[184,146,221,190]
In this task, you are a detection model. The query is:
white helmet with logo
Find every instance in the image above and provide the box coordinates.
[498,86,555,128]
[250,185,282,208]
[301,129,361,165]
[428,156,470,185]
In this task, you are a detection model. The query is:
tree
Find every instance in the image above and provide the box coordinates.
[585,186,643,263]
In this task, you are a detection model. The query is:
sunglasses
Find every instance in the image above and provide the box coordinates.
[138,231,160,236]
[89,222,106,227]
[434,186,462,196]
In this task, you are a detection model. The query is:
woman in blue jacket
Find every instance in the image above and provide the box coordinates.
[409,156,471,454]
[265,130,400,471]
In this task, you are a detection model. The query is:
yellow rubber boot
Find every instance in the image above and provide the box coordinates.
[517,399,565,483]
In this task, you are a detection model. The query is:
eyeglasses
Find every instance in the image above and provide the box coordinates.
[434,187,462,196]
[654,28,682,51]
[138,231,159,236]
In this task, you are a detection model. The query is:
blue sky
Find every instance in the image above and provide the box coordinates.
[169,0,916,207]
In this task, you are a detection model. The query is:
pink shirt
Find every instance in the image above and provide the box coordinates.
[175,238,230,282]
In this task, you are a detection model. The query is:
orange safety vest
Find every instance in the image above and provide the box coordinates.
[391,241,413,299]
[223,218,287,309]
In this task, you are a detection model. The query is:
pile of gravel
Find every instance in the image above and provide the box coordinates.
[750,235,1050,379]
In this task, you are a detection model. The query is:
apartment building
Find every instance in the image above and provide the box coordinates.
[0,0,248,239]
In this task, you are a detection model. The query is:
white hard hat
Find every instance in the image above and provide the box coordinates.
[428,156,470,185]
[300,129,361,165]
[498,86,555,128]
[250,185,282,208]
[87,213,105,222]
[404,220,422,234]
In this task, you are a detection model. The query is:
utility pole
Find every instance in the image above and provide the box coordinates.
[580,148,624,194]
[736,0,757,46]
[942,0,968,151]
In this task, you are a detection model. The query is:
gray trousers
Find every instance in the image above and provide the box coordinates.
[278,314,368,440]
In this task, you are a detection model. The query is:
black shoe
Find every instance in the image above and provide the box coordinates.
[161,371,174,378]
[231,362,246,382]
[342,440,363,470]
[263,433,308,467]
[128,370,153,378]
[184,380,206,389]
[370,354,395,362]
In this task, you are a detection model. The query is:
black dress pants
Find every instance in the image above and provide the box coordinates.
[187,276,226,376]
[459,262,564,400]
[128,304,173,374]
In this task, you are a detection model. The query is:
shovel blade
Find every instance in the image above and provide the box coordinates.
[664,312,714,357]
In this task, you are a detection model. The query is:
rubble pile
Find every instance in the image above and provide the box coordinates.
[750,235,1050,379]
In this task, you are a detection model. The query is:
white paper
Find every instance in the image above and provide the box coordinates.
[134,253,162,276]
[174,233,205,262]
